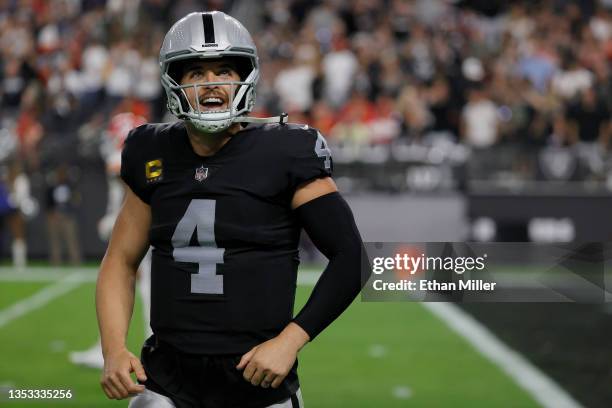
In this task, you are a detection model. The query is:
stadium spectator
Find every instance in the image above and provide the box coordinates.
[1,59,33,116]
[425,74,454,135]
[397,83,433,141]
[45,164,82,266]
[274,44,319,112]
[567,87,611,147]
[461,85,500,148]
[15,83,44,169]
[552,51,594,101]
[321,28,358,108]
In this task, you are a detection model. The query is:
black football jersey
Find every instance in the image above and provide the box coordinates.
[120,121,332,354]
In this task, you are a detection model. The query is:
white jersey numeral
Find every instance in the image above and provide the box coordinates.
[314,131,332,170]
[171,199,225,294]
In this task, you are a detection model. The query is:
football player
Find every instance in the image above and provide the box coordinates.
[96,11,365,408]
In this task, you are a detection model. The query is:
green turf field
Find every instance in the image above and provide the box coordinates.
[0,268,540,407]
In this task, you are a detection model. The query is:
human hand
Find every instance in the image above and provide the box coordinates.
[100,347,147,399]
[236,323,309,389]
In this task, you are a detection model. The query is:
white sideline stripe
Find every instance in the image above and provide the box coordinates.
[0,273,85,329]
[422,302,583,408]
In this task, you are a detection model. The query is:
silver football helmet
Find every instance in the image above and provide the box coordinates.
[160,11,285,133]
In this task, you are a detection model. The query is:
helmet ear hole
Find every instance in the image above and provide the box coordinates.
[168,62,184,84]
[225,56,253,81]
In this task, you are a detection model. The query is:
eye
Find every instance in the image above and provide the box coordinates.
[190,70,203,78]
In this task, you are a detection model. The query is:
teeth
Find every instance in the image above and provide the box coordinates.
[202,97,223,104]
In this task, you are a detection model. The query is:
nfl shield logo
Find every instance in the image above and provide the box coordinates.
[194,165,208,182]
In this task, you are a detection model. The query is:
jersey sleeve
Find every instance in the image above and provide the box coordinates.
[120,126,153,204]
[287,127,333,190]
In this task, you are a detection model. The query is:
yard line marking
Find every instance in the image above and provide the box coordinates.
[0,273,85,329]
[0,266,98,272]
[0,267,97,282]
[423,302,583,408]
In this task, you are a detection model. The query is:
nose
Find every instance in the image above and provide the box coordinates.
[203,70,219,86]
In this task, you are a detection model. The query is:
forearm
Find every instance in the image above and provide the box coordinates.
[292,192,367,340]
[96,187,151,357]
[292,237,363,339]
[96,254,138,357]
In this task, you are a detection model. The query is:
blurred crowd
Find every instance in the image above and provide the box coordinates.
[0,1,610,163]
[255,0,612,151]
[0,0,612,262]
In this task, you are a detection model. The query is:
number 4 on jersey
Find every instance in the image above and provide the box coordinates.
[314,131,332,170]
[171,200,225,294]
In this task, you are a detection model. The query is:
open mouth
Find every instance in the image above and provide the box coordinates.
[198,96,228,112]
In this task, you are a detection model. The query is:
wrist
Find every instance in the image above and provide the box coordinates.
[101,340,127,358]
[280,322,310,351]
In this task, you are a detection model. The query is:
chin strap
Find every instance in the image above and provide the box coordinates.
[234,112,289,125]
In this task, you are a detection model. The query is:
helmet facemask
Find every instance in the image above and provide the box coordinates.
[162,56,258,133]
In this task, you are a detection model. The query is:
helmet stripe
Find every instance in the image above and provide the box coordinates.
[202,13,215,44]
